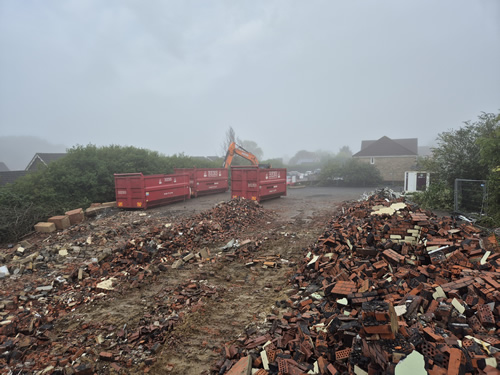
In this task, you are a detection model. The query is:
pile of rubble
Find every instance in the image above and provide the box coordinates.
[0,198,273,374]
[213,194,500,374]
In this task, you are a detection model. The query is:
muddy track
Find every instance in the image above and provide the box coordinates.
[149,213,330,375]
[147,187,366,374]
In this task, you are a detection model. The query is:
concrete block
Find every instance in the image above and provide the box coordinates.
[34,222,56,233]
[48,215,71,230]
[65,208,84,224]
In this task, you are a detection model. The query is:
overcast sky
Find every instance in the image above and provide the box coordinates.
[1,0,499,161]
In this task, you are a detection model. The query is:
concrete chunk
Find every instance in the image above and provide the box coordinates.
[0,265,10,278]
[433,286,447,300]
[394,305,407,316]
[171,259,183,269]
[96,278,116,291]
[452,298,465,314]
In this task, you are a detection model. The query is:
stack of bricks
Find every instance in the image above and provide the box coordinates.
[215,193,500,375]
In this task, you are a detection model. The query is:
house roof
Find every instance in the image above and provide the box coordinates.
[0,170,29,186]
[25,153,66,170]
[0,162,9,172]
[353,136,418,157]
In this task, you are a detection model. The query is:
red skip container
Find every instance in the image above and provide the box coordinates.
[174,168,229,197]
[230,166,287,202]
[114,173,190,209]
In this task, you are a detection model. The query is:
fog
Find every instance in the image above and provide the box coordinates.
[1,1,499,163]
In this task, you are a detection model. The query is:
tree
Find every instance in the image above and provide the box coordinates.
[220,126,236,156]
[288,150,319,166]
[342,159,382,186]
[416,111,500,219]
[336,146,353,161]
[261,158,285,168]
[320,159,382,187]
[313,150,335,163]
[238,139,264,160]
[477,113,500,170]
[426,112,498,186]
[319,160,343,184]
[477,113,500,223]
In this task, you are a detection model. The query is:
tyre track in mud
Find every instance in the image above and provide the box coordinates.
[149,188,366,374]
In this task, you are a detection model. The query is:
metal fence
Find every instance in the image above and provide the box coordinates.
[454,179,487,214]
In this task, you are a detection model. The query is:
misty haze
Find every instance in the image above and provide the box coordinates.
[1,1,499,165]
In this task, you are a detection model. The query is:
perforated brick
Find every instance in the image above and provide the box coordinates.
[335,347,352,361]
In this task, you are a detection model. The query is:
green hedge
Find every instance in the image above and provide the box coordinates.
[0,145,219,243]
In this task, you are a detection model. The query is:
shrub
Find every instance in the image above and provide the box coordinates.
[410,181,453,210]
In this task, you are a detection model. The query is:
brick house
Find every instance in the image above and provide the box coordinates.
[352,136,418,184]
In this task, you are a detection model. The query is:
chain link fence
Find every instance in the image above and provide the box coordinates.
[454,179,487,215]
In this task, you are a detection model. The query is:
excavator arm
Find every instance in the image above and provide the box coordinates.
[223,142,260,169]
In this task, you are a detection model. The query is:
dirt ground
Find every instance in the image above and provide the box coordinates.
[2,186,370,374]
[100,187,367,374]
[143,187,367,374]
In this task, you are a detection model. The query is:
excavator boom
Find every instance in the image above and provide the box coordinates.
[223,142,260,169]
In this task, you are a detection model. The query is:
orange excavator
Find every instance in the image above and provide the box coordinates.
[223,142,269,169]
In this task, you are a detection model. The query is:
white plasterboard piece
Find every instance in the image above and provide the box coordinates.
[395,351,426,375]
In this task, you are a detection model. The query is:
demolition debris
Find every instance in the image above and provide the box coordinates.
[1,191,499,374]
[0,198,274,374]
[212,192,500,375]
